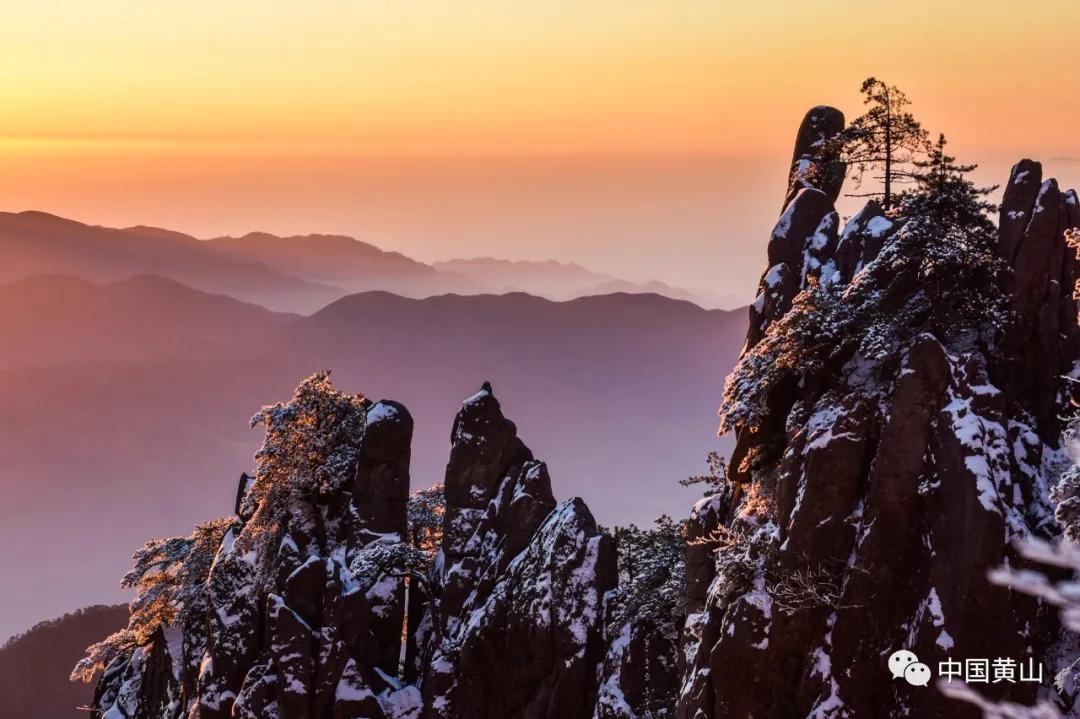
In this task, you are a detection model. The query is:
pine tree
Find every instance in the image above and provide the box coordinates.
[406,483,445,570]
[679,451,727,495]
[610,515,686,627]
[71,517,235,682]
[840,77,930,209]
[898,133,998,233]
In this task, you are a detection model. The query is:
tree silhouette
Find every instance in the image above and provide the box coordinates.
[897,133,998,233]
[841,77,929,209]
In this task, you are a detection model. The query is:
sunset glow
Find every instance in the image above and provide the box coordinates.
[2,1,1076,153]
[0,0,1076,288]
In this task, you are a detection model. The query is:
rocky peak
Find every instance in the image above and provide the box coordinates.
[996,160,1080,438]
[419,383,616,719]
[748,108,847,353]
[680,107,1080,718]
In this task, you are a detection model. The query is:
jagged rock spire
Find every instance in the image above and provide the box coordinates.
[746,106,847,353]
[420,385,616,719]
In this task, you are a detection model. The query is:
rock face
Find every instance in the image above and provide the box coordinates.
[418,386,616,719]
[87,380,616,719]
[680,107,1080,718]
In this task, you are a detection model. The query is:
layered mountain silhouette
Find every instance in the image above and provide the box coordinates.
[0,274,745,643]
[0,212,342,313]
[0,209,731,314]
[205,232,485,297]
[434,257,739,308]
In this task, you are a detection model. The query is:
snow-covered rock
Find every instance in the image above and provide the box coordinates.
[419,386,616,719]
[682,109,1080,718]
[86,376,415,719]
[85,377,618,719]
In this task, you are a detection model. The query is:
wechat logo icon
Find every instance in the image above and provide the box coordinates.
[889,649,932,687]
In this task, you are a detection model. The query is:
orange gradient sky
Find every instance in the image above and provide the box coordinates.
[0,0,1077,293]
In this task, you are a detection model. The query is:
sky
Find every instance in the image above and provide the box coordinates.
[0,0,1077,296]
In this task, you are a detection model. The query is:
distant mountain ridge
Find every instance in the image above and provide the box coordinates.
[208,231,434,278]
[0,208,741,313]
[0,211,343,313]
[434,256,743,308]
